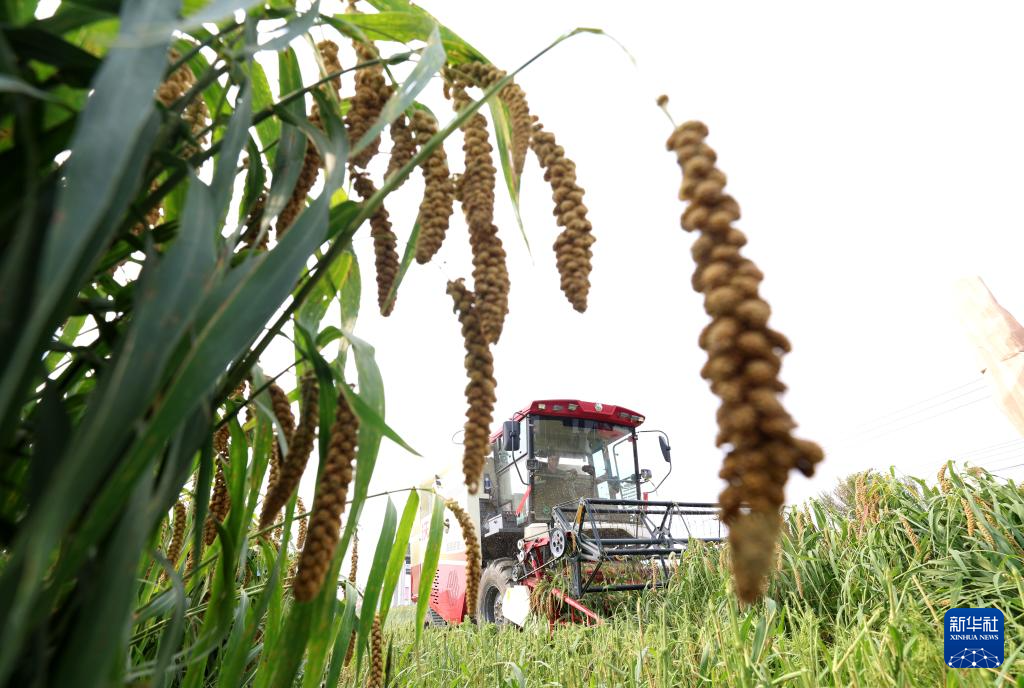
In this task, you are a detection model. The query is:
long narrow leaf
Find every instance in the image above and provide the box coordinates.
[355,499,398,664]
[378,490,419,624]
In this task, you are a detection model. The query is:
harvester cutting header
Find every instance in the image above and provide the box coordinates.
[410,399,721,626]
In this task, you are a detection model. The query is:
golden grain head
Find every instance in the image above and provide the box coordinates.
[446,279,496,494]
[352,173,400,316]
[411,110,456,265]
[667,119,823,603]
[530,121,594,313]
[293,390,359,602]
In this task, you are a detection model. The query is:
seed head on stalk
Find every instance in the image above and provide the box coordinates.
[666,116,823,603]
[203,459,231,546]
[530,121,595,313]
[344,529,360,665]
[446,70,510,345]
[134,50,209,235]
[445,499,481,621]
[288,495,308,580]
[240,192,268,250]
[157,50,209,157]
[268,381,296,448]
[163,501,187,578]
[317,39,343,92]
[411,110,456,265]
[447,279,496,494]
[260,373,319,528]
[277,130,321,237]
[384,114,417,186]
[937,463,952,494]
[367,615,384,688]
[345,7,391,170]
[450,62,534,176]
[294,390,359,603]
[353,173,400,316]
[898,512,921,555]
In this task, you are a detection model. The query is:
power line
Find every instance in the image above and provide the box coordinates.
[979,453,1024,470]
[850,395,993,445]
[959,437,1024,457]
[847,388,990,438]
[964,442,1024,464]
[849,378,986,432]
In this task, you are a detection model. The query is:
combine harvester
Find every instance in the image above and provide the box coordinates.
[409,399,721,626]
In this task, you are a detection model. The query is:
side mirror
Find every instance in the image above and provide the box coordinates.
[658,435,672,463]
[501,420,520,451]
[640,468,653,481]
[526,458,539,472]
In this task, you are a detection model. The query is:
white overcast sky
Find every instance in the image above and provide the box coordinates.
[287,0,1024,517]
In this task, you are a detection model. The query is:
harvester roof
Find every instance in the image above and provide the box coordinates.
[490,399,645,441]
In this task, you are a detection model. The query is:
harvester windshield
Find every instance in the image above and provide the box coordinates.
[531,416,633,517]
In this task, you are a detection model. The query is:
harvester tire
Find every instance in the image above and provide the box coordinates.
[477,558,515,625]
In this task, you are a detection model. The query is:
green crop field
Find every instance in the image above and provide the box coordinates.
[378,467,1024,687]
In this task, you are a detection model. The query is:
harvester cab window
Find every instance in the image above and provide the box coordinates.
[491,418,530,519]
[530,417,633,519]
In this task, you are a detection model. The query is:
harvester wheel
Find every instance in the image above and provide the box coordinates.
[477,558,515,625]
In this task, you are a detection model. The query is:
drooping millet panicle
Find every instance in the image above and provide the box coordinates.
[450,62,533,176]
[530,121,595,313]
[937,463,952,494]
[411,110,455,265]
[352,173,400,316]
[344,529,359,665]
[666,119,824,603]
[971,497,998,548]
[240,192,269,250]
[133,51,209,235]
[959,497,977,536]
[268,381,297,449]
[295,495,307,550]
[445,499,481,620]
[317,40,343,92]
[345,32,392,169]
[367,615,384,688]
[854,472,867,536]
[214,424,230,458]
[294,391,359,603]
[166,501,187,569]
[446,72,510,344]
[446,279,496,494]
[384,114,417,186]
[157,51,210,157]
[260,374,320,528]
[277,132,321,237]
[265,440,283,543]
[204,460,231,546]
[898,512,921,555]
[287,495,309,580]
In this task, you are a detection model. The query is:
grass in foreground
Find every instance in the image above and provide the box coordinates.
[380,466,1024,687]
